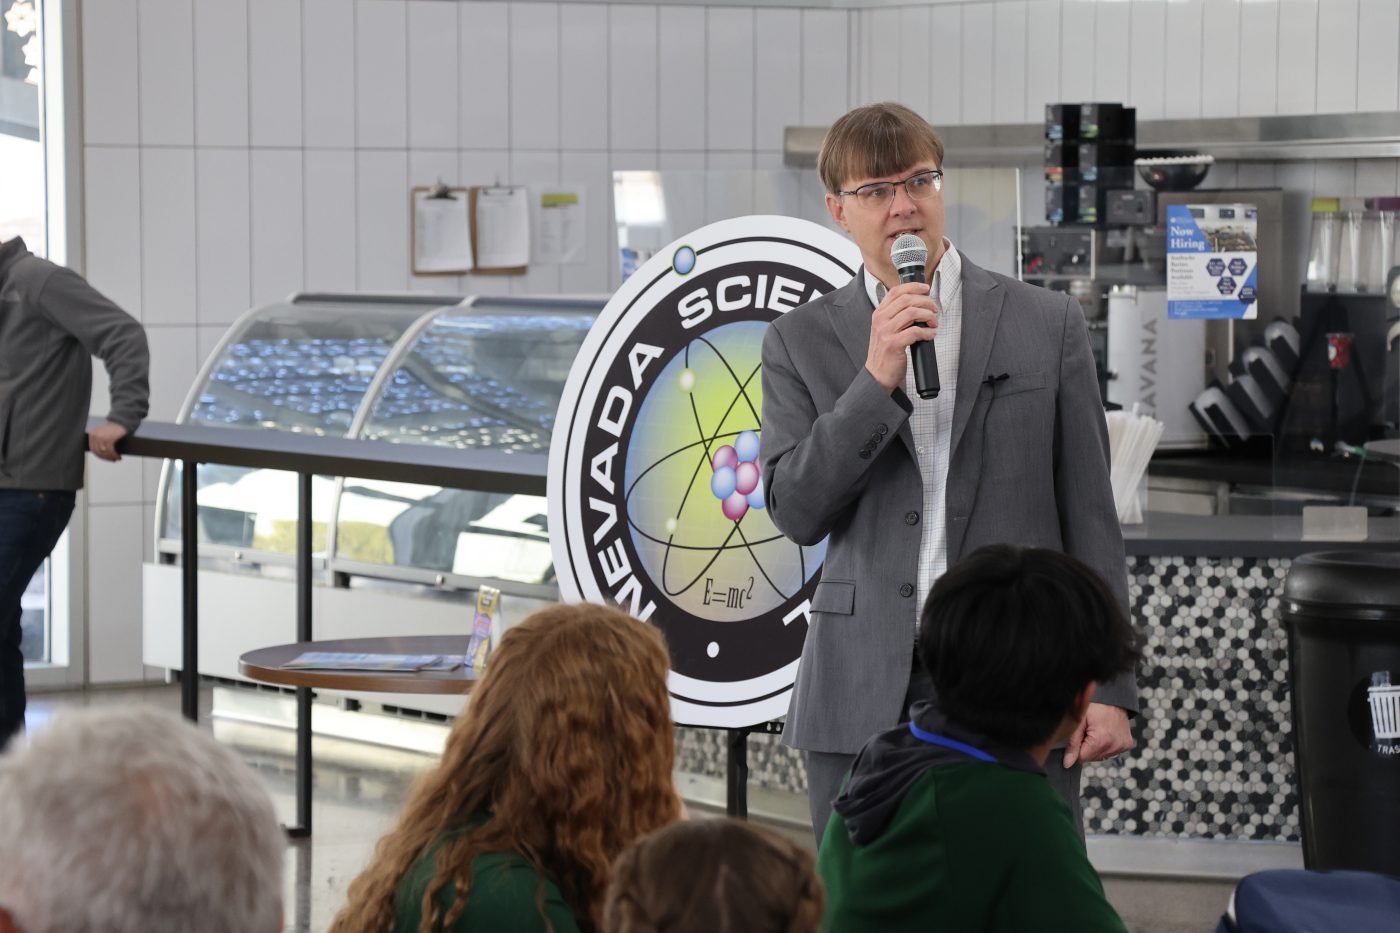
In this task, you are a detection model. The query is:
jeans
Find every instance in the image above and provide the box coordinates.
[0,489,76,751]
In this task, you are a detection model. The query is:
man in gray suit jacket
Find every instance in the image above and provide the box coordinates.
[759,104,1137,841]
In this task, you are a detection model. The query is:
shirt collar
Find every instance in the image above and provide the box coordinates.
[863,238,962,310]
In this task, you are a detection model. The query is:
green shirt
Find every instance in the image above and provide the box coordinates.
[818,762,1129,933]
[393,829,582,933]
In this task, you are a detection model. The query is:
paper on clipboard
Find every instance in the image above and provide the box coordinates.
[412,188,473,274]
[474,186,530,269]
[537,189,586,265]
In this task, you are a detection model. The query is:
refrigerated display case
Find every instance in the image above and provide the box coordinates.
[154,293,603,597]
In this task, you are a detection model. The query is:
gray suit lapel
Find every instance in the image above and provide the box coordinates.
[825,270,871,372]
[949,253,1005,459]
[825,268,918,459]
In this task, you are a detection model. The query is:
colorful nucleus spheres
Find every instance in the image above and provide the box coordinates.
[709,429,765,521]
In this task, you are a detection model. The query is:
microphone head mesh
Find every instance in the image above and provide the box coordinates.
[890,234,928,270]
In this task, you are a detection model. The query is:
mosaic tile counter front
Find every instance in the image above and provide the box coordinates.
[674,555,1299,842]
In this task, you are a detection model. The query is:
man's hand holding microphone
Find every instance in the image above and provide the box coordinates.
[865,234,940,397]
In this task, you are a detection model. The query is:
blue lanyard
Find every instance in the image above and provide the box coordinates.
[908,722,998,763]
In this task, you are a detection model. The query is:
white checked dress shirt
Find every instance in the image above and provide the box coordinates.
[865,240,964,629]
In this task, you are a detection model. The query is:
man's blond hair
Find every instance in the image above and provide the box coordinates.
[817,102,945,194]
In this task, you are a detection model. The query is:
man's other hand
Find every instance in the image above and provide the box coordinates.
[865,281,938,393]
[1063,703,1133,768]
[88,421,129,462]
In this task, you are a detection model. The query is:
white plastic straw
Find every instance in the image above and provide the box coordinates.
[1107,406,1165,524]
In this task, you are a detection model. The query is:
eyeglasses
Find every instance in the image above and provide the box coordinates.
[838,169,944,207]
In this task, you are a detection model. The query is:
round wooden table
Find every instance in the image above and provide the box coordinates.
[239,635,480,695]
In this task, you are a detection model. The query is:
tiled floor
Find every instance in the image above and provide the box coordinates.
[25,684,1236,933]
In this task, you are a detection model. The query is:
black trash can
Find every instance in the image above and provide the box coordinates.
[1283,551,1400,875]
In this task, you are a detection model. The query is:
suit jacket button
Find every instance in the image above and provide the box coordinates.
[858,449,871,459]
[876,423,889,435]
[904,511,919,525]
[868,432,882,446]
[899,583,914,598]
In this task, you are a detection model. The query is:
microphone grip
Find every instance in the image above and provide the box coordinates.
[913,341,940,400]
[897,265,940,399]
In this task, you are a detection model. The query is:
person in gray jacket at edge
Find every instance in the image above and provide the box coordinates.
[0,236,149,750]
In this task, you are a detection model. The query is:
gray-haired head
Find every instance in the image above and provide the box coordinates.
[0,706,285,933]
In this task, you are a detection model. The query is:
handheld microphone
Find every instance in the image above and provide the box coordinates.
[891,234,940,399]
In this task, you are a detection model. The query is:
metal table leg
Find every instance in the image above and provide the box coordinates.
[180,459,198,722]
[287,470,314,838]
[726,728,749,819]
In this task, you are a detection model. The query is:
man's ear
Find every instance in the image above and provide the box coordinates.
[0,905,24,933]
[826,192,849,232]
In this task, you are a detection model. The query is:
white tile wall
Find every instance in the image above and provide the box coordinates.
[1059,0,1094,103]
[356,149,411,291]
[86,505,149,684]
[928,4,962,125]
[83,147,143,317]
[82,0,139,146]
[560,5,610,151]
[1238,0,1280,116]
[961,3,995,127]
[897,7,933,118]
[248,0,303,147]
[194,0,250,147]
[609,6,657,151]
[1024,0,1059,123]
[1090,0,1128,105]
[1127,0,1164,120]
[992,1,1027,124]
[1276,0,1319,116]
[801,10,850,125]
[1317,0,1360,114]
[659,7,707,151]
[74,0,1400,685]
[303,149,359,292]
[196,149,252,325]
[357,0,409,148]
[408,0,460,151]
[707,9,755,151]
[1199,0,1238,119]
[460,2,510,148]
[754,9,802,153]
[1358,0,1400,112]
[510,2,560,151]
[137,0,195,147]
[303,0,358,148]
[250,150,305,305]
[138,148,197,327]
[867,8,903,102]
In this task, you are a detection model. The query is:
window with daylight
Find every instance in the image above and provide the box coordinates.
[2,0,58,665]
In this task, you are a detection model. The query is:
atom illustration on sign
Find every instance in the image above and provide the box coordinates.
[624,320,823,620]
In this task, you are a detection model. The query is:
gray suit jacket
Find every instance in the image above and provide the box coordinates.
[759,253,1136,755]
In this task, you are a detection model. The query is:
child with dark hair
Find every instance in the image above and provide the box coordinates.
[817,545,1143,933]
[604,819,824,933]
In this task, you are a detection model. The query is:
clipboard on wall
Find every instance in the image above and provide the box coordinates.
[411,183,473,275]
[469,185,530,275]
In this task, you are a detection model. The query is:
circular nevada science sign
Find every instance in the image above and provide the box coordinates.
[549,216,861,727]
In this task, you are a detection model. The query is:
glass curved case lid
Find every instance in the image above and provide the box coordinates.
[334,300,601,584]
[162,297,446,554]
[192,300,434,435]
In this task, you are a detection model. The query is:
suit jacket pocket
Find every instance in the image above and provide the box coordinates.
[989,370,1045,399]
[810,579,855,615]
